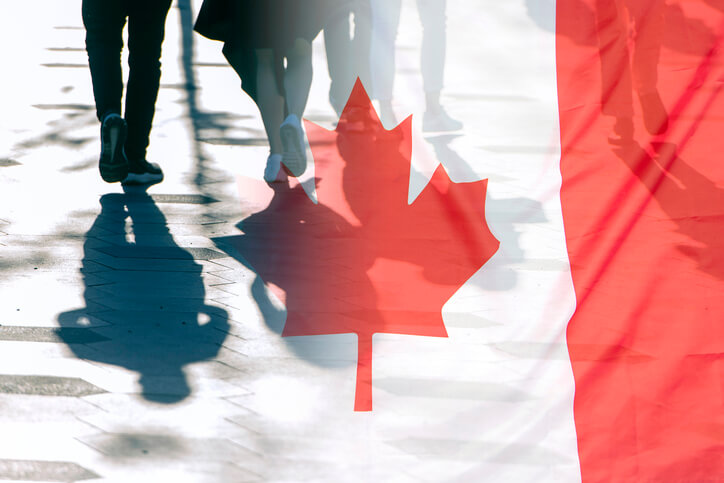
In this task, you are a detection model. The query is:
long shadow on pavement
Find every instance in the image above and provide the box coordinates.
[57,189,230,403]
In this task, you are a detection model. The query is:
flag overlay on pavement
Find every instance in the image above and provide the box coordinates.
[0,1,723,481]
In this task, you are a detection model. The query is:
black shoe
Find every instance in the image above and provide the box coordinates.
[122,159,164,186]
[99,114,129,183]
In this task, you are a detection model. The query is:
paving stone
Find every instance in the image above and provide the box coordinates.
[95,234,219,249]
[78,433,258,463]
[0,327,108,344]
[89,256,210,272]
[138,193,219,205]
[0,394,102,424]
[89,282,232,301]
[94,245,227,261]
[0,375,106,397]
[0,459,99,482]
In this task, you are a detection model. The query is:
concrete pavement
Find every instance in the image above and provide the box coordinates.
[0,1,580,482]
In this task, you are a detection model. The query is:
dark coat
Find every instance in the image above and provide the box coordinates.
[193,0,231,42]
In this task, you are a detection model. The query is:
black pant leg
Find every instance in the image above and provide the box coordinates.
[82,0,127,121]
[124,0,172,161]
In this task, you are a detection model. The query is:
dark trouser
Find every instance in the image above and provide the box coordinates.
[82,0,172,161]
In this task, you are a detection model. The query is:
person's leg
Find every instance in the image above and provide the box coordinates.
[82,0,126,121]
[417,0,446,106]
[595,0,634,141]
[223,45,286,183]
[284,38,314,119]
[351,0,373,93]
[325,1,354,114]
[370,0,401,126]
[279,38,314,177]
[417,0,461,131]
[595,0,633,117]
[124,0,172,163]
[256,49,288,182]
[627,0,667,134]
[628,0,663,95]
[254,49,286,156]
[83,0,130,182]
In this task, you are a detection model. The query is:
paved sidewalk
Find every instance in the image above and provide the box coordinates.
[0,1,579,482]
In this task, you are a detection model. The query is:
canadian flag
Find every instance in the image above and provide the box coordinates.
[224,1,724,481]
[557,0,724,481]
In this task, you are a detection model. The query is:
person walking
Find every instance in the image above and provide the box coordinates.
[82,0,170,185]
[369,0,462,132]
[595,0,668,142]
[195,0,330,183]
[324,0,372,116]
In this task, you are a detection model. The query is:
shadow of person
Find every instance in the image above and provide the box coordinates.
[612,140,724,280]
[215,83,497,411]
[560,0,724,146]
[57,188,230,404]
[422,134,547,293]
[594,0,669,142]
[219,175,384,410]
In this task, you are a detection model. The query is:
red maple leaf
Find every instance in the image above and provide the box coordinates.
[226,81,499,411]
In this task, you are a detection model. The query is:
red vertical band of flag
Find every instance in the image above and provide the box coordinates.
[557,0,724,480]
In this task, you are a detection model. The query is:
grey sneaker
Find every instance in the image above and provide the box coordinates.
[122,159,164,186]
[99,113,129,183]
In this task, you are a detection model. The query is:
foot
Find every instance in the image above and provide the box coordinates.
[609,116,634,145]
[378,103,398,130]
[329,89,344,118]
[280,114,307,177]
[99,113,129,183]
[122,159,164,186]
[423,107,463,132]
[263,153,288,183]
[639,91,669,135]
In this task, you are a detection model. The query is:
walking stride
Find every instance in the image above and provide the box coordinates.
[82,0,171,185]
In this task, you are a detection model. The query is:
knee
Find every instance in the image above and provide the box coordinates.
[85,29,123,52]
[286,38,312,60]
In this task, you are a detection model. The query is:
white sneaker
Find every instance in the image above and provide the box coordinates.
[280,114,307,177]
[263,153,288,183]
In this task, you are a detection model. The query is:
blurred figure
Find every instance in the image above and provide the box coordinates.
[195,0,330,183]
[595,0,669,142]
[82,0,169,185]
[324,0,372,115]
[370,0,461,132]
